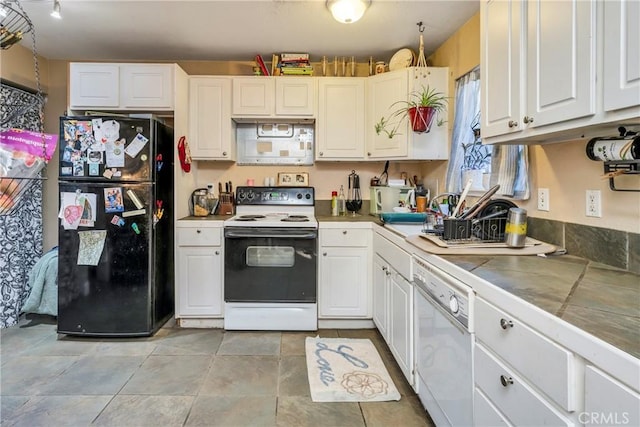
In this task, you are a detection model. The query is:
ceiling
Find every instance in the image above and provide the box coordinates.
[14,0,479,63]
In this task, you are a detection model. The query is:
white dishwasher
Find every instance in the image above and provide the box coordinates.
[413,255,475,426]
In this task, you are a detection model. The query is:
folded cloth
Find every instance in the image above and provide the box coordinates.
[22,247,58,316]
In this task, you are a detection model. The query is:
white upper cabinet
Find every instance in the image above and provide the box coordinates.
[232,77,315,117]
[481,0,523,138]
[69,63,175,110]
[188,76,234,160]
[603,0,640,112]
[525,0,595,127]
[482,0,639,144]
[366,67,449,160]
[316,78,366,160]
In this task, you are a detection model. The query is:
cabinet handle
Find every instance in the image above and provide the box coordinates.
[508,120,518,128]
[367,152,371,156]
[196,230,201,234]
[500,375,514,387]
[500,318,514,329]
[523,115,534,124]
[319,152,323,156]
[215,250,220,255]
[382,266,387,271]
[222,151,227,156]
[323,252,327,256]
[342,230,347,235]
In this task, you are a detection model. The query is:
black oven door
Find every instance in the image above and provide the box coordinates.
[224,227,317,303]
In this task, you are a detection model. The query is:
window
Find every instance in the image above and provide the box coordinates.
[445,68,530,199]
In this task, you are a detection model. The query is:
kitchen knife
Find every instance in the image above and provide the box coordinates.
[460,184,501,219]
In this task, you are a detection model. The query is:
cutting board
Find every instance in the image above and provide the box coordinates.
[406,234,557,255]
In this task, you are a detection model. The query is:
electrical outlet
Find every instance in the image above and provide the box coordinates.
[586,190,602,217]
[537,188,550,211]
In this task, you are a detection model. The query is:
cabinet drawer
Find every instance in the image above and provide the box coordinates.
[585,366,640,426]
[177,227,221,246]
[475,344,571,426]
[321,228,369,247]
[373,232,411,280]
[475,298,575,411]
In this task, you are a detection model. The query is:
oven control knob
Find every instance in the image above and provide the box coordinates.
[305,193,311,199]
[449,295,460,314]
[246,191,255,201]
[297,193,303,199]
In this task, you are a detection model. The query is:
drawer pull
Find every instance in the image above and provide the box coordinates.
[215,250,220,255]
[323,252,327,256]
[342,230,347,235]
[500,375,514,387]
[523,115,534,124]
[500,318,514,329]
[508,120,518,128]
[196,230,201,234]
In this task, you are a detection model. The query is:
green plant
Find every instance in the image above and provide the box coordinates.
[375,85,448,137]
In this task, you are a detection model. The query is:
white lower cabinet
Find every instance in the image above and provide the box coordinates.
[318,226,371,318]
[474,344,573,426]
[473,297,576,426]
[584,365,640,426]
[372,229,414,385]
[176,221,223,317]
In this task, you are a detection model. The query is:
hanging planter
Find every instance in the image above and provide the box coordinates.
[374,85,448,138]
[408,106,436,133]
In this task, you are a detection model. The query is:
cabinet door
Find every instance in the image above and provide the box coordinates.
[317,78,366,160]
[481,0,523,138]
[318,247,369,318]
[69,63,119,108]
[275,79,316,116]
[372,255,389,340]
[604,0,640,112]
[367,70,409,158]
[584,365,640,426]
[232,77,274,115]
[177,246,223,317]
[120,64,174,109]
[526,0,596,127]
[188,77,233,160]
[389,271,413,384]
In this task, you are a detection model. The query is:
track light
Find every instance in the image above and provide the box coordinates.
[50,0,61,19]
[326,0,370,24]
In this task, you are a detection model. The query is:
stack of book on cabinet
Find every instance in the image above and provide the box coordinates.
[277,53,313,76]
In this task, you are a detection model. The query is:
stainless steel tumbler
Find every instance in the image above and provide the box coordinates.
[505,208,527,247]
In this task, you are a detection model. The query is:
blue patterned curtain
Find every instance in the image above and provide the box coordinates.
[0,83,44,328]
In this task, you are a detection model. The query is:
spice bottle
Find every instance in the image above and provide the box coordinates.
[331,191,338,216]
[338,185,347,216]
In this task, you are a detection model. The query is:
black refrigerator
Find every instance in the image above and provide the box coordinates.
[57,116,174,337]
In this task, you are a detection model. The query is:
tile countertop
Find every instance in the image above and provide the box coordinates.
[378,221,640,360]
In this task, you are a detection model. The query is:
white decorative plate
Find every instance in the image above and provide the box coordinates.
[389,48,415,71]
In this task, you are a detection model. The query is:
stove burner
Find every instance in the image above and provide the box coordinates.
[281,215,309,222]
[239,215,266,219]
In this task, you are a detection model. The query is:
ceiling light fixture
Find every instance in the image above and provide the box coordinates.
[326,0,370,24]
[0,4,8,18]
[50,0,61,19]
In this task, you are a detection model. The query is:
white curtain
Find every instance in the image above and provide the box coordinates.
[445,69,480,193]
[445,68,530,199]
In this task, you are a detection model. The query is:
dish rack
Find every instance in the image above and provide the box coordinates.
[428,217,507,243]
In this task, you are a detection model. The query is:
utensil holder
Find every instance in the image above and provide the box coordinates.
[442,219,472,240]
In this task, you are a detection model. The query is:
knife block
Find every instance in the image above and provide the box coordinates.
[218,193,234,215]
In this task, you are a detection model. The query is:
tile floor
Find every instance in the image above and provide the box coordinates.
[1,315,434,427]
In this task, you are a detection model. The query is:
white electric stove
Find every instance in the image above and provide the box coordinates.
[223,187,318,331]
